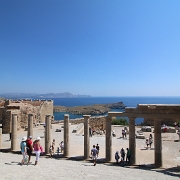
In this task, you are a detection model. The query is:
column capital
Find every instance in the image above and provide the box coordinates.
[83,115,91,118]
[46,115,52,117]
[64,114,69,118]
[28,114,34,116]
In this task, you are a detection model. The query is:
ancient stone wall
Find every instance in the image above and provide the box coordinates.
[0,99,54,133]
[39,100,53,123]
[69,116,106,130]
[2,110,21,133]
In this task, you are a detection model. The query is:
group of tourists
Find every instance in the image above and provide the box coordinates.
[145,134,153,149]
[20,136,43,166]
[49,139,64,158]
[115,147,131,165]
[20,136,66,165]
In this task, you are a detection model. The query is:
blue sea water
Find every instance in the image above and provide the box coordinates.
[52,96,180,124]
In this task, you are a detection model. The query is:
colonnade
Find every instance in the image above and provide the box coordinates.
[0,110,165,167]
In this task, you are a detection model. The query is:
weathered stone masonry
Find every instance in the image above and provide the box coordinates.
[0,99,53,134]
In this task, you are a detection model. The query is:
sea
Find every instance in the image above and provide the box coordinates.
[52,96,180,124]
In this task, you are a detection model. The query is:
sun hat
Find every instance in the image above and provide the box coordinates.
[29,136,32,139]
[22,137,27,141]
[36,137,41,140]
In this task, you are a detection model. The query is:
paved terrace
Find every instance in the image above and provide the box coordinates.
[0,123,180,179]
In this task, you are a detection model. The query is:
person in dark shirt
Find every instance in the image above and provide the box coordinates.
[96,144,100,157]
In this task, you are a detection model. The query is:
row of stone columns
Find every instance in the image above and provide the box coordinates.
[105,116,136,164]
[1,113,162,167]
[105,115,162,167]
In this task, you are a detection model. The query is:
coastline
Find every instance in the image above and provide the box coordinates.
[53,102,126,115]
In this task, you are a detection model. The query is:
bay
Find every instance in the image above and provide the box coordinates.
[52,96,180,124]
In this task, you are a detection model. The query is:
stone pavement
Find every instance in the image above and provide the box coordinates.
[0,152,180,180]
[0,123,180,179]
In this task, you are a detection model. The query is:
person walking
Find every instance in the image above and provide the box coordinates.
[146,138,149,149]
[49,145,53,158]
[120,148,125,162]
[91,145,98,166]
[59,141,64,153]
[122,129,125,138]
[20,137,27,165]
[52,139,55,155]
[96,144,100,157]
[115,151,120,164]
[149,134,153,148]
[126,148,131,164]
[33,137,41,165]
[26,136,33,164]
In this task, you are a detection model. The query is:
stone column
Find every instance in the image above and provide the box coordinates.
[154,119,162,167]
[45,115,51,154]
[11,114,18,151]
[106,116,112,162]
[84,115,91,159]
[27,114,33,138]
[64,114,70,157]
[0,128,2,149]
[129,117,136,165]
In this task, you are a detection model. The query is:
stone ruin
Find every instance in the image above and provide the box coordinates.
[0,99,53,133]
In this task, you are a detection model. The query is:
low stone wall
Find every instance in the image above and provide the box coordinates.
[52,116,106,131]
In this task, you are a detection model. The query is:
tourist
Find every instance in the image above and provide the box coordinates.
[146,138,149,149]
[149,134,153,148]
[20,137,27,165]
[89,127,92,137]
[126,148,131,164]
[177,128,180,141]
[49,145,53,158]
[91,145,98,166]
[122,129,125,138]
[33,137,41,165]
[115,151,120,164]
[124,128,127,138]
[96,144,100,157]
[60,141,64,153]
[112,130,116,137]
[26,136,33,164]
[52,139,55,155]
[120,148,125,162]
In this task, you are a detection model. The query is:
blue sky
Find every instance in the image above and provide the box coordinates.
[0,0,180,96]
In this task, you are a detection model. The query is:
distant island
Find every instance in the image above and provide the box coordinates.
[54,102,126,115]
[0,92,91,99]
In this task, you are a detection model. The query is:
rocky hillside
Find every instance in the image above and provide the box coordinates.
[54,102,126,115]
